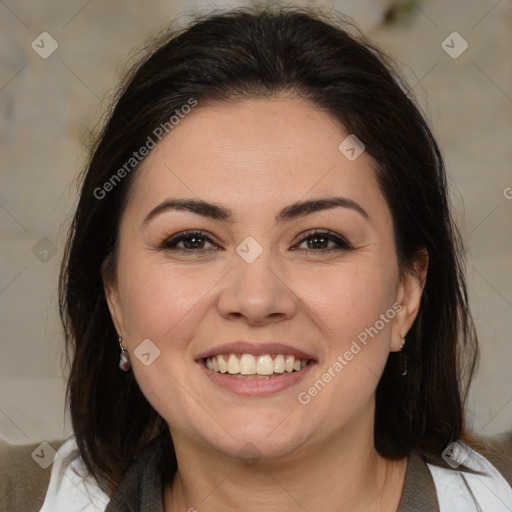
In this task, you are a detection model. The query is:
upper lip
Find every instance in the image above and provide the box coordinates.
[195,341,317,361]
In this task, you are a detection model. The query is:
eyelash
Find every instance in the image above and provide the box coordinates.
[159,229,353,253]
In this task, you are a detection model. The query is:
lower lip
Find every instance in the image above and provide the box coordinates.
[197,360,315,397]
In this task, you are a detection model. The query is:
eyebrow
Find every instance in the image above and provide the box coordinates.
[141,196,369,226]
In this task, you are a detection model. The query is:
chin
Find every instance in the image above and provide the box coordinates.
[191,415,313,463]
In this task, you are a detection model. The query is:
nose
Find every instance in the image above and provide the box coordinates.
[216,250,298,326]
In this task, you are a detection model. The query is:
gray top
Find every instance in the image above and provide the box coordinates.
[1,433,511,511]
[105,437,441,512]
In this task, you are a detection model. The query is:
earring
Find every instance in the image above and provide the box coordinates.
[118,336,131,371]
[397,334,407,376]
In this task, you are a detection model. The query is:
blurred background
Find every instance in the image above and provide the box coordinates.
[1,0,511,444]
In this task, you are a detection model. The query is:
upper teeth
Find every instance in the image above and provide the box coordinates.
[205,354,308,375]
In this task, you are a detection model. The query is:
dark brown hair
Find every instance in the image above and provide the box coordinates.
[59,6,478,495]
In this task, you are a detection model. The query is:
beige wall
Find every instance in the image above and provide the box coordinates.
[1,0,511,443]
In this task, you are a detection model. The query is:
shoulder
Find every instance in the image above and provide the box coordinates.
[425,433,512,511]
[477,431,512,486]
[39,436,110,511]
[0,436,110,512]
[0,437,64,512]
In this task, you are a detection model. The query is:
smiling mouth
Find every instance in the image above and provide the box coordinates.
[204,353,311,379]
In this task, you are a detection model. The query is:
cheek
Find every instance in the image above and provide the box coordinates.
[291,264,398,422]
[292,262,398,350]
[114,263,218,427]
[116,261,217,347]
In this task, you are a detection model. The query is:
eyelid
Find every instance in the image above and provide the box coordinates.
[293,229,353,251]
[159,230,221,250]
[158,228,353,252]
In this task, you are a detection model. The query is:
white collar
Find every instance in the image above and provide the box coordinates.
[39,437,109,511]
[427,440,512,511]
[40,436,512,511]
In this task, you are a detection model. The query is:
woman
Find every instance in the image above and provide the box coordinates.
[34,6,512,511]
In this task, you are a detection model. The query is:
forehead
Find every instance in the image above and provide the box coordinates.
[124,97,388,223]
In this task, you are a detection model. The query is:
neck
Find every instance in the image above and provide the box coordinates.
[164,407,407,512]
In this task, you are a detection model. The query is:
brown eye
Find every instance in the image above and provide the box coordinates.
[181,235,206,249]
[306,234,330,250]
[293,230,352,252]
[160,230,219,252]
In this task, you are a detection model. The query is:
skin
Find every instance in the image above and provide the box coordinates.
[104,97,427,511]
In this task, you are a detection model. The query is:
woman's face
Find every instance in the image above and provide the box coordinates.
[105,97,423,461]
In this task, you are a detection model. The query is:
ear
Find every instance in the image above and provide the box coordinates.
[101,256,126,338]
[390,248,429,351]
